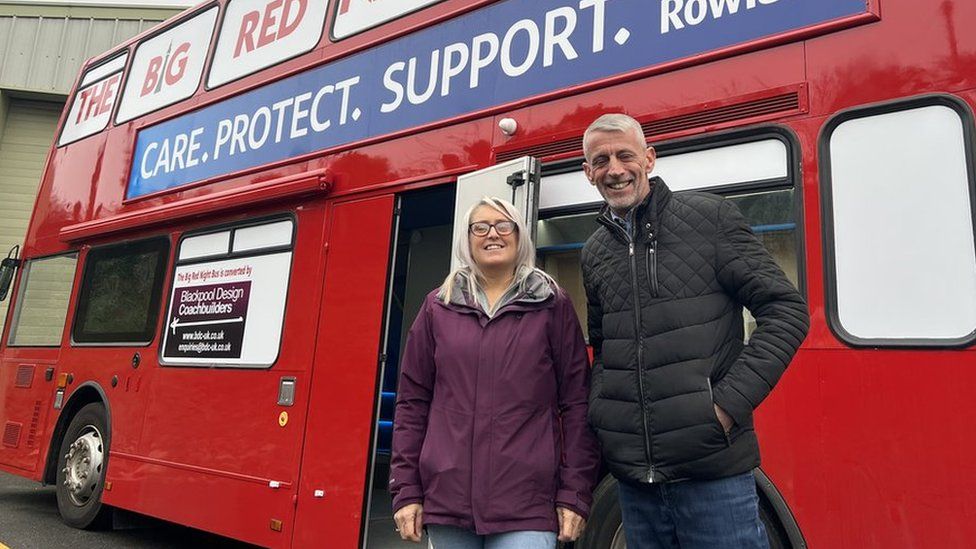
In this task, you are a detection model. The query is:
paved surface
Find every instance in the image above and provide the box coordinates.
[0,471,425,548]
[0,471,255,548]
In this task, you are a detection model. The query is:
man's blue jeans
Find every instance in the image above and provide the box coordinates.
[617,471,769,549]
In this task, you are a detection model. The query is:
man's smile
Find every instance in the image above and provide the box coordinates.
[605,179,633,191]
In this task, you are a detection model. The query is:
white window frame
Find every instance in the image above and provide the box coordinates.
[160,216,295,368]
[821,95,976,347]
[331,0,444,41]
[58,53,128,147]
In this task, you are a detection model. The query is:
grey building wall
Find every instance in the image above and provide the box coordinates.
[0,1,182,333]
[0,1,181,96]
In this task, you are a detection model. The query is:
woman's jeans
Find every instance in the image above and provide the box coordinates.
[426,524,556,549]
[617,471,769,549]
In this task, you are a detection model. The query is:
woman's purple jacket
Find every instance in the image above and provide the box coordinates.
[390,272,601,535]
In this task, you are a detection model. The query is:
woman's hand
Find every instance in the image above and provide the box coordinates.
[556,506,586,542]
[394,503,424,542]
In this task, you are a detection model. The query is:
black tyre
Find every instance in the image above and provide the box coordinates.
[576,474,790,549]
[55,403,112,529]
[759,496,789,549]
[576,475,626,549]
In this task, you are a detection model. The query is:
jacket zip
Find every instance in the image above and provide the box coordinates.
[608,219,655,483]
[598,215,656,482]
[645,239,659,297]
[707,378,731,446]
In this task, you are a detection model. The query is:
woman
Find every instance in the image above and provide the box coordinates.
[390,196,600,548]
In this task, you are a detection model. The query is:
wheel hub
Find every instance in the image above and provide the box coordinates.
[62,428,104,507]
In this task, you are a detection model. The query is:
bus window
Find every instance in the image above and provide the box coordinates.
[823,97,976,346]
[331,0,443,41]
[537,132,801,342]
[207,0,330,89]
[160,217,295,368]
[58,54,127,147]
[7,254,78,347]
[115,6,219,124]
[72,238,169,345]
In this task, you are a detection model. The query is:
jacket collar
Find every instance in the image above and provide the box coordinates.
[597,176,671,243]
[437,268,555,318]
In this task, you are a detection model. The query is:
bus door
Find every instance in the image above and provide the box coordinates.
[293,194,397,548]
[450,156,541,267]
[311,157,539,549]
[127,207,327,549]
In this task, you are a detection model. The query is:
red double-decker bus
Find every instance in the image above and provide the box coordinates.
[1,0,974,547]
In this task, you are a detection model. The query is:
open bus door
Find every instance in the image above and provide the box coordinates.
[451,156,541,268]
[294,158,539,548]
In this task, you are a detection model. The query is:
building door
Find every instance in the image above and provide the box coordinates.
[0,99,62,335]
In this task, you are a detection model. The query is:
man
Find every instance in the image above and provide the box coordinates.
[580,113,810,548]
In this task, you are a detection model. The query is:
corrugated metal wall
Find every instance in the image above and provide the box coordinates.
[0,7,174,95]
[0,3,182,333]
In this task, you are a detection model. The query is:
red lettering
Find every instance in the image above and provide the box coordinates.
[234,10,260,58]
[165,42,191,86]
[85,84,106,121]
[97,74,121,116]
[141,56,163,97]
[338,0,352,15]
[257,0,283,49]
[74,88,94,124]
[279,0,307,40]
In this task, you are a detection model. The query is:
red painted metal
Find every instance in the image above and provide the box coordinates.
[61,170,331,242]
[292,195,395,548]
[0,0,973,547]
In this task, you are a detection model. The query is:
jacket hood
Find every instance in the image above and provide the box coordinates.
[438,267,555,314]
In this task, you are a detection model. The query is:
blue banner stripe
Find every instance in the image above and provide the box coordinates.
[128,0,868,199]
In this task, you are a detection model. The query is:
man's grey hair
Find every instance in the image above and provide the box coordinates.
[582,113,646,159]
[438,196,550,304]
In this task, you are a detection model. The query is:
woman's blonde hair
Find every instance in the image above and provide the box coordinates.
[438,196,545,303]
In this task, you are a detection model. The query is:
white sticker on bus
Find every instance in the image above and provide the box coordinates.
[161,252,290,367]
[209,0,330,88]
[59,71,124,146]
[332,0,441,40]
[116,7,219,123]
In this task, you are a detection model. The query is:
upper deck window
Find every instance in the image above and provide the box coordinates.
[58,54,128,147]
[116,6,220,124]
[331,0,442,40]
[208,0,331,89]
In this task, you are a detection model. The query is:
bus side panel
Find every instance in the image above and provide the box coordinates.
[293,195,395,549]
[759,348,976,548]
[102,204,328,549]
[0,352,60,476]
[804,0,976,116]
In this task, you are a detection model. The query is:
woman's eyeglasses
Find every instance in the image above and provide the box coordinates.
[469,221,517,237]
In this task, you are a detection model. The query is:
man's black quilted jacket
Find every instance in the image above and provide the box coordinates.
[582,177,810,484]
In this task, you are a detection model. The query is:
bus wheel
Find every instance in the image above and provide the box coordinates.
[576,475,626,549]
[759,496,789,549]
[55,403,112,529]
[576,474,791,549]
